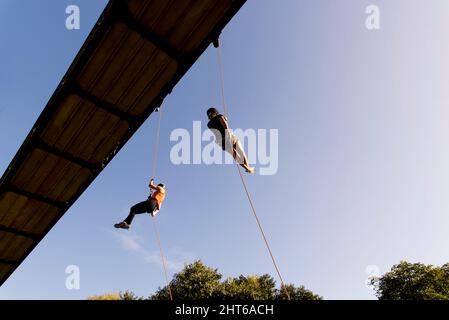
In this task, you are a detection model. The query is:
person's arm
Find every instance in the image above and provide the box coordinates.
[218,115,230,130]
[149,179,164,192]
[149,179,157,190]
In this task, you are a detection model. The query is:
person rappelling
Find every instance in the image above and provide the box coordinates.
[206,107,254,173]
[114,178,166,230]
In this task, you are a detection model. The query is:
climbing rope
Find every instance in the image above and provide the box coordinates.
[216,41,291,300]
[151,215,173,300]
[151,106,164,178]
[150,106,173,300]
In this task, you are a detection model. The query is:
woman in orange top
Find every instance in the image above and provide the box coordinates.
[114,178,166,230]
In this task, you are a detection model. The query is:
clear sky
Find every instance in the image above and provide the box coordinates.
[1,0,449,300]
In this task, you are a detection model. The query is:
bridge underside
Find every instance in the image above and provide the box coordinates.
[0,0,246,285]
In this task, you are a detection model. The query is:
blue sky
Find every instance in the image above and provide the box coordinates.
[1,0,449,300]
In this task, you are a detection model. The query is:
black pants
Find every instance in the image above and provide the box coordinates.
[124,199,158,225]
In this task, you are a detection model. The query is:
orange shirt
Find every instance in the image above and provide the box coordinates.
[152,188,166,207]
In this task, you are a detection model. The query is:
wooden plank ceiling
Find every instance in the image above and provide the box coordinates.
[0,0,246,286]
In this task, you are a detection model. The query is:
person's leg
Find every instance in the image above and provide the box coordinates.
[224,134,242,163]
[148,199,159,217]
[233,139,254,173]
[222,133,254,173]
[124,200,151,225]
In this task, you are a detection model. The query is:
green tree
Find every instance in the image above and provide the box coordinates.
[120,290,143,300]
[89,261,321,300]
[87,292,120,300]
[151,261,222,300]
[371,261,449,300]
[87,290,142,300]
[150,260,321,300]
[275,284,322,300]
[218,274,276,299]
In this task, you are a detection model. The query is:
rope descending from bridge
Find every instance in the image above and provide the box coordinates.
[150,106,173,300]
[216,40,291,300]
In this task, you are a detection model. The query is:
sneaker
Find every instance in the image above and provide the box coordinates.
[114,221,130,230]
